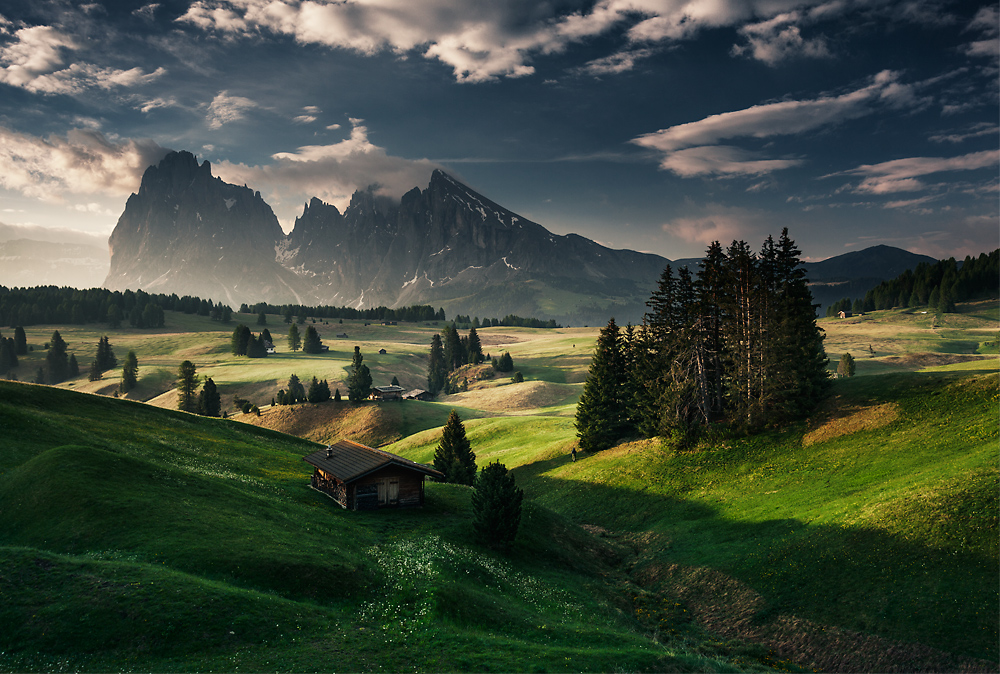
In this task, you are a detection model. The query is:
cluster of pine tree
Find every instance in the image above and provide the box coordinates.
[827,249,999,315]
[88,336,118,381]
[175,361,221,416]
[231,325,275,357]
[426,325,486,394]
[347,347,373,402]
[0,327,25,375]
[276,374,332,405]
[241,302,445,324]
[0,287,232,328]
[576,230,828,451]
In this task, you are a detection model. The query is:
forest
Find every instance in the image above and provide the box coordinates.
[576,229,828,451]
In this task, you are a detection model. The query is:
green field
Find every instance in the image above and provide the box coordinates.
[1,300,997,671]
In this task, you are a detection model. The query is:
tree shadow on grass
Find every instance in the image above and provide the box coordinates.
[516,472,998,673]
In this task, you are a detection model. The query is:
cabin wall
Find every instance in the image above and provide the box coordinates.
[349,465,424,510]
[311,468,347,508]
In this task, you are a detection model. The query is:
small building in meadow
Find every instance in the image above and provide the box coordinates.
[370,385,404,400]
[378,348,387,354]
[303,440,443,510]
[404,389,432,401]
[336,333,348,338]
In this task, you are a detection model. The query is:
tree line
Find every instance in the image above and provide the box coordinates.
[239,302,445,324]
[451,314,561,329]
[826,248,999,316]
[576,229,829,451]
[0,286,233,328]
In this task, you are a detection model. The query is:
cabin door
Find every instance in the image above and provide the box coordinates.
[387,478,399,504]
[376,478,399,505]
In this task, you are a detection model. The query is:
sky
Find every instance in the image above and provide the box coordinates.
[0,0,997,264]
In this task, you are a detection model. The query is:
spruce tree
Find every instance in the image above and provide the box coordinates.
[286,374,306,403]
[231,324,252,356]
[96,336,117,371]
[0,338,17,374]
[302,325,323,354]
[120,350,139,393]
[199,377,221,416]
[427,333,447,394]
[391,375,400,387]
[575,318,627,452]
[467,327,484,364]
[334,388,342,402]
[176,360,199,412]
[14,326,27,355]
[347,346,372,402]
[68,353,80,378]
[88,359,103,381]
[433,410,477,485]
[46,330,69,383]
[838,353,856,378]
[288,323,301,352]
[471,461,524,549]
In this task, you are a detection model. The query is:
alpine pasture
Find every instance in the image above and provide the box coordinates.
[0,302,996,672]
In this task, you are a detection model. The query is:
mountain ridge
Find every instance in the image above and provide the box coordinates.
[102,151,938,322]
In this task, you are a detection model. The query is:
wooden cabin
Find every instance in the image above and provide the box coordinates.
[404,389,432,401]
[370,385,404,400]
[304,440,443,510]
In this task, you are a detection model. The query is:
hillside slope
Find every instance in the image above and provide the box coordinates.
[0,381,754,673]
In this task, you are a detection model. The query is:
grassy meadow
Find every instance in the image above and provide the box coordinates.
[0,299,997,671]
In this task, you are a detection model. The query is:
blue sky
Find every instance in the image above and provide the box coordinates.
[0,0,996,262]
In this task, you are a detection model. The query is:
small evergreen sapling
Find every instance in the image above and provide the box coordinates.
[838,352,856,378]
[471,461,524,549]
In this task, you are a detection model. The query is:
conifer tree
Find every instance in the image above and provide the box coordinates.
[231,324,252,356]
[288,323,301,352]
[347,346,372,402]
[575,318,627,452]
[467,326,484,364]
[46,330,69,383]
[0,338,16,374]
[96,336,117,371]
[433,410,477,485]
[302,325,323,354]
[391,375,400,387]
[68,353,80,378]
[14,326,27,355]
[198,377,221,416]
[286,374,306,403]
[334,388,342,402]
[471,461,524,549]
[89,359,103,381]
[176,360,199,412]
[427,333,447,394]
[120,350,139,393]
[838,353,856,378]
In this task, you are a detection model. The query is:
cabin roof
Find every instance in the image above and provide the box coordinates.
[373,385,405,393]
[303,439,443,483]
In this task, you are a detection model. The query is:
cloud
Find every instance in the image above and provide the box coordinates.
[661,204,772,246]
[292,114,317,124]
[962,5,999,60]
[0,23,165,94]
[632,70,910,177]
[213,119,441,215]
[833,149,1000,194]
[0,125,169,200]
[731,11,830,65]
[574,47,656,76]
[929,122,999,143]
[132,4,160,21]
[206,90,258,129]
[175,0,873,82]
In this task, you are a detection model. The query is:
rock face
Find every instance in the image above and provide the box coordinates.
[106,155,668,322]
[105,151,313,307]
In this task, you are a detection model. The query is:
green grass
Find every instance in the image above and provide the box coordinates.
[391,372,999,670]
[0,381,755,673]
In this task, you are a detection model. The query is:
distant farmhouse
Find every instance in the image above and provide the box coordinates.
[303,440,443,510]
[404,389,432,401]
[336,332,348,338]
[370,385,404,401]
[838,311,852,319]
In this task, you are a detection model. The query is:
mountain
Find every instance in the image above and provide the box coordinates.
[104,152,940,322]
[104,151,315,307]
[802,245,938,310]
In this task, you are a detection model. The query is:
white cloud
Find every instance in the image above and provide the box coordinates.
[574,47,656,76]
[731,11,830,65]
[293,114,317,124]
[661,203,772,245]
[0,23,165,94]
[206,90,258,129]
[632,70,910,177]
[176,0,862,82]
[325,123,341,130]
[132,4,160,21]
[929,122,999,143]
[0,125,168,200]
[213,119,441,215]
[963,6,999,60]
[834,149,1000,194]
